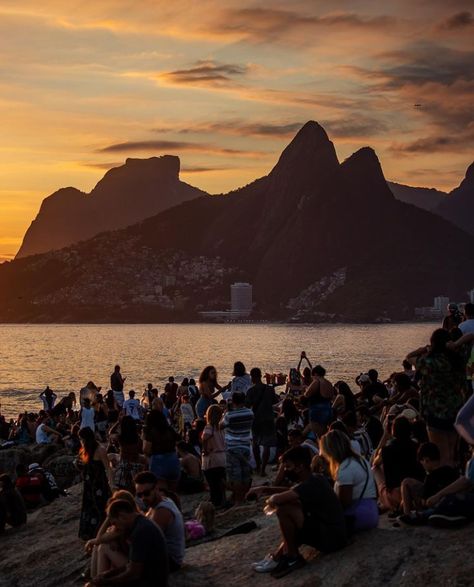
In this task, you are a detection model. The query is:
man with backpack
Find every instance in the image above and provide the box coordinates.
[247,367,279,476]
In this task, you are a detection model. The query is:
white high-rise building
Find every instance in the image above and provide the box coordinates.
[231,282,253,315]
[433,296,449,311]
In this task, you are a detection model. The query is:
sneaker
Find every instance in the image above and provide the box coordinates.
[253,554,279,573]
[428,514,468,528]
[271,554,306,579]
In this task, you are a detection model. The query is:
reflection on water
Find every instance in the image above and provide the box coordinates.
[0,322,436,417]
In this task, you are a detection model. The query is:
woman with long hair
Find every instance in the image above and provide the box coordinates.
[78,427,111,540]
[143,410,180,490]
[407,328,465,466]
[320,429,378,532]
[332,381,356,418]
[109,416,146,493]
[196,366,222,419]
[201,405,226,507]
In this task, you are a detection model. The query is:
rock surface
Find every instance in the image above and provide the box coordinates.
[1,482,473,587]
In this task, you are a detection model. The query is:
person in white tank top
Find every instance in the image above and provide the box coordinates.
[80,398,96,431]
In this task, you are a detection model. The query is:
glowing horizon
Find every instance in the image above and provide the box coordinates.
[1,0,473,259]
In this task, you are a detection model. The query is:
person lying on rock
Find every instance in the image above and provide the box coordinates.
[247,446,347,578]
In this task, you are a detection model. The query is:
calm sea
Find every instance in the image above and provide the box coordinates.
[0,322,437,418]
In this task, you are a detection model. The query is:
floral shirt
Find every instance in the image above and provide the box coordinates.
[416,353,465,422]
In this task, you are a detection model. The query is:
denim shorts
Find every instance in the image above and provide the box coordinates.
[150,452,181,482]
[309,402,333,425]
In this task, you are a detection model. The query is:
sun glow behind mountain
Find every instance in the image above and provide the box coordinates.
[1,0,473,259]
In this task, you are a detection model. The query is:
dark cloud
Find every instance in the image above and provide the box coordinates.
[377,43,474,87]
[98,140,265,157]
[439,11,474,29]
[211,8,395,41]
[324,117,388,138]
[181,165,234,173]
[81,161,122,170]
[390,127,474,154]
[166,121,304,138]
[160,60,247,86]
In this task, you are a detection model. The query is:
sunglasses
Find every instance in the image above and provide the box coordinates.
[136,487,155,498]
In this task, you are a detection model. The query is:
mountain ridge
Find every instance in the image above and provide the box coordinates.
[3,121,474,322]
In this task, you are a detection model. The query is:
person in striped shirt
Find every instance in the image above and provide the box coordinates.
[221,392,254,505]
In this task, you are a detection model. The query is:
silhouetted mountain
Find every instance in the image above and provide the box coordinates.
[2,122,474,322]
[388,181,447,211]
[435,162,474,235]
[16,156,207,258]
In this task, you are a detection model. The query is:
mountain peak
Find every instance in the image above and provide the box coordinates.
[341,147,394,205]
[271,120,339,178]
[464,161,474,182]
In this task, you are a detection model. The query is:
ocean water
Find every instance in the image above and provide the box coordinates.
[0,322,437,418]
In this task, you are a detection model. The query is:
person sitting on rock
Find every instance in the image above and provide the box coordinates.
[35,411,63,445]
[28,463,61,502]
[416,445,474,528]
[15,463,42,509]
[85,498,169,586]
[134,471,185,572]
[372,415,424,514]
[176,441,205,494]
[248,446,347,578]
[399,442,459,525]
[0,474,27,533]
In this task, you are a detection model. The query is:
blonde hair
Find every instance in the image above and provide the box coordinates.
[319,429,360,480]
[195,501,215,532]
[205,404,222,428]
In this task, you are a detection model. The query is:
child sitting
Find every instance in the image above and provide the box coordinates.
[400,442,459,524]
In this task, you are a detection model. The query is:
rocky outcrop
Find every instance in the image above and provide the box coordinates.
[16,156,207,258]
[0,444,78,488]
[1,483,474,587]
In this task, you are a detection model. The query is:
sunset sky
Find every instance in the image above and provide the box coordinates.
[1,0,474,260]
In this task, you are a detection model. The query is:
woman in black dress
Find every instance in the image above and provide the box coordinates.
[78,427,111,540]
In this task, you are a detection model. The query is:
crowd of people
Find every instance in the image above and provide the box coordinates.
[0,302,474,583]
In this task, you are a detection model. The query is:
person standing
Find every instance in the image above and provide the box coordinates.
[407,329,465,467]
[221,392,254,505]
[78,427,111,541]
[39,386,57,412]
[110,365,126,409]
[246,367,278,476]
[123,390,142,421]
[196,366,222,419]
[304,366,335,439]
[80,398,96,431]
[164,377,178,410]
[201,405,226,507]
[143,411,180,490]
[460,303,474,335]
[443,303,463,331]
